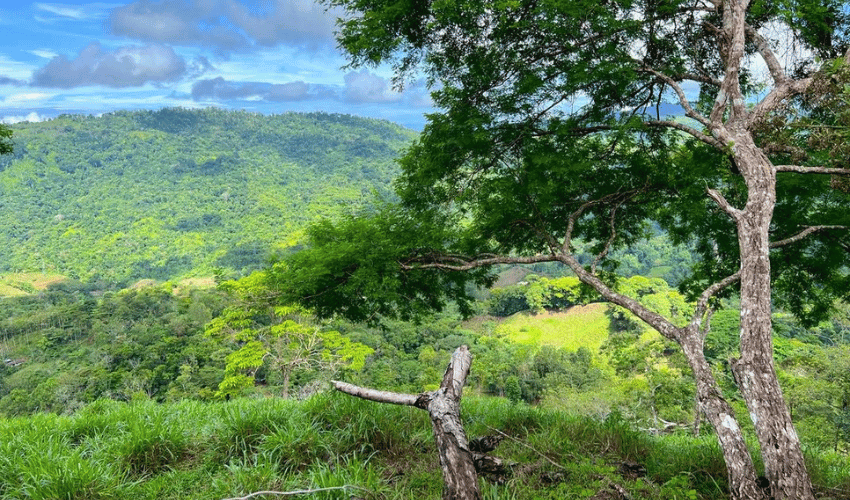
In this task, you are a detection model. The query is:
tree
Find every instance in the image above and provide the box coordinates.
[206,273,373,399]
[0,124,11,156]
[277,1,850,498]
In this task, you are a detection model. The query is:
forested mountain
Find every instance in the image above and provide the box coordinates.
[0,108,413,284]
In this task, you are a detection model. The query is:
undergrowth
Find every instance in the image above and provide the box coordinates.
[0,394,847,499]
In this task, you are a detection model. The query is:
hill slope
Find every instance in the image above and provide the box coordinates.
[0,108,413,284]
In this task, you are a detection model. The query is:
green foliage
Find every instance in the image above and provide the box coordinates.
[0,124,11,156]
[0,283,231,413]
[488,275,593,316]
[272,203,495,323]
[207,274,374,399]
[0,109,412,284]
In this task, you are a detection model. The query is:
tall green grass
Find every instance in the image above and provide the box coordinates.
[0,394,846,500]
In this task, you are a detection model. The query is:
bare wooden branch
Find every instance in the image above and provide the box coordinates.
[770,226,848,248]
[645,120,724,148]
[775,165,850,175]
[332,380,418,406]
[334,346,481,500]
[222,486,370,500]
[556,252,681,341]
[745,25,786,85]
[403,253,559,272]
[706,188,742,220]
[690,271,741,330]
[442,345,472,400]
[749,77,812,127]
[638,65,711,128]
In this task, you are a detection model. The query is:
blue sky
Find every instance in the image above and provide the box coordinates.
[0,0,434,129]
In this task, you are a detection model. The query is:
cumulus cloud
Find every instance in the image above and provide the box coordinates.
[109,0,248,51]
[31,43,187,88]
[2,112,49,124]
[343,70,402,104]
[190,70,431,108]
[191,76,328,102]
[109,0,339,52]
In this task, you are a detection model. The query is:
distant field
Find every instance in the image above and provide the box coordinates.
[494,303,611,352]
[0,273,66,297]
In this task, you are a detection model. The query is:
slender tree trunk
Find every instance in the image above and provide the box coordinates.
[733,139,815,500]
[333,346,481,500]
[679,329,766,500]
[282,368,291,399]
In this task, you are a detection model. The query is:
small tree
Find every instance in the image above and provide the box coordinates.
[206,273,373,398]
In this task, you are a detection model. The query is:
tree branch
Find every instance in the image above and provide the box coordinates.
[775,165,850,175]
[332,380,419,407]
[441,344,472,400]
[706,188,742,220]
[222,486,370,500]
[690,271,741,330]
[403,253,559,271]
[746,25,786,86]
[556,253,681,341]
[770,226,848,248]
[749,77,812,127]
[645,120,724,148]
[638,65,711,128]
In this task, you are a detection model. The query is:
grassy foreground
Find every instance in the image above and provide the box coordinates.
[1,394,848,500]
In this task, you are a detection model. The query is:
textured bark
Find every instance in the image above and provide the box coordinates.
[731,136,815,500]
[679,329,766,500]
[333,346,481,500]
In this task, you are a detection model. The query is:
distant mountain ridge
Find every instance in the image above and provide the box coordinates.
[0,108,414,285]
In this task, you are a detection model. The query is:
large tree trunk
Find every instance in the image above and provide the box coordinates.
[733,139,815,500]
[679,329,766,500]
[564,254,766,498]
[333,346,481,500]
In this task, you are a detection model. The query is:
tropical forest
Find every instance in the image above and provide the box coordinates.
[1,1,850,500]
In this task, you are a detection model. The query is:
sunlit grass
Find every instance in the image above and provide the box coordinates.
[494,303,611,352]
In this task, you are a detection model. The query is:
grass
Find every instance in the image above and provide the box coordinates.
[0,273,67,297]
[494,303,611,352]
[1,394,847,500]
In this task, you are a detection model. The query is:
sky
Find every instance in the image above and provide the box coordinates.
[0,0,434,129]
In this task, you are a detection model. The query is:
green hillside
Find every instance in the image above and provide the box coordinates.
[0,108,413,284]
[494,304,611,352]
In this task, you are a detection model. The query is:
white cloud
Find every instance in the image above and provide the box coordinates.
[35,2,117,20]
[35,3,90,20]
[344,70,402,104]
[108,0,341,53]
[0,55,38,81]
[4,92,54,104]
[29,49,59,59]
[31,42,187,88]
[2,112,49,124]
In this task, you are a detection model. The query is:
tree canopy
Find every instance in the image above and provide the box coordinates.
[274,0,850,498]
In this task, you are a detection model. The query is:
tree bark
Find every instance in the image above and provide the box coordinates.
[333,345,481,500]
[560,253,766,499]
[731,136,815,500]
[678,328,766,500]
